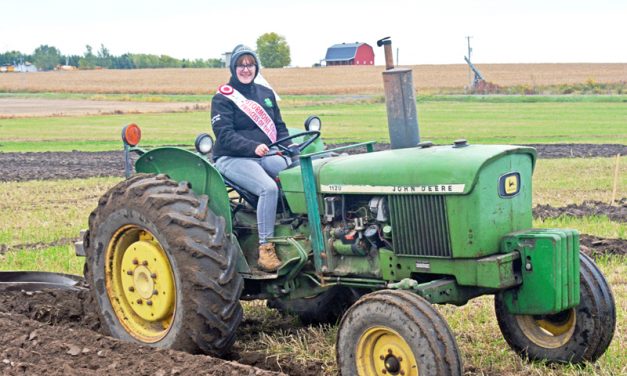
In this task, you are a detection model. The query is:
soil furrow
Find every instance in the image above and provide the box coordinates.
[0,144,624,183]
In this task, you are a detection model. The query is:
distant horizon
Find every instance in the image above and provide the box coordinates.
[2,49,625,70]
[1,43,627,68]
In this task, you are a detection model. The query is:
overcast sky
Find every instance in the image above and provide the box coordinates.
[2,0,625,67]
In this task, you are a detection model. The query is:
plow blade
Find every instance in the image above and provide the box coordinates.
[0,271,84,291]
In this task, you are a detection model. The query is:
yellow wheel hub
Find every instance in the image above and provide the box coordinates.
[517,309,576,348]
[356,326,419,376]
[106,225,176,343]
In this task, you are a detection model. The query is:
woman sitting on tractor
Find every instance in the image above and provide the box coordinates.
[211,44,292,272]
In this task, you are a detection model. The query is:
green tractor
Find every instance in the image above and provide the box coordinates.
[78,117,615,376]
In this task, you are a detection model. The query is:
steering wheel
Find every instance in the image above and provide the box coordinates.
[267,131,320,155]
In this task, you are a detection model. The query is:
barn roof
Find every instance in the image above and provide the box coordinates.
[325,43,366,62]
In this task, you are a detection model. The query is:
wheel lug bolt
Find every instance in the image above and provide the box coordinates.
[381,370,387,374]
[142,260,148,266]
[388,349,393,354]
[132,259,138,265]
[151,273,157,279]
[128,287,135,292]
[379,355,385,360]
[400,371,405,375]
[136,299,143,305]
[398,356,402,362]
[147,300,153,306]
[127,270,133,276]
[153,289,159,296]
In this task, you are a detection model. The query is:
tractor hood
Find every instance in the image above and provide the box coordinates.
[279,144,536,212]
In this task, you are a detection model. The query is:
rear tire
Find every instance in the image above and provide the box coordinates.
[495,253,616,363]
[337,290,462,376]
[84,174,243,355]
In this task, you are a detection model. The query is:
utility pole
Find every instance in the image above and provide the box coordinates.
[466,36,473,89]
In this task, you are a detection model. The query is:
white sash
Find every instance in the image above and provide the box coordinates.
[217,84,277,143]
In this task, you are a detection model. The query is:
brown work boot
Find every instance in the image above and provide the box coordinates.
[258,243,282,272]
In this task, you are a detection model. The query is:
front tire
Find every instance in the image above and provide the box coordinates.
[84,174,243,355]
[337,290,462,376]
[495,253,616,363]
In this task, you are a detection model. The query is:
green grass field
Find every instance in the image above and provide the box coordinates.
[1,95,625,152]
[0,94,625,375]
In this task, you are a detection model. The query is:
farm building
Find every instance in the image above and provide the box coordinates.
[324,42,374,66]
[2,63,38,73]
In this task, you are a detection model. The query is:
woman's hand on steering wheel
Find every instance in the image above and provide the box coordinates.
[267,131,320,156]
[255,144,270,157]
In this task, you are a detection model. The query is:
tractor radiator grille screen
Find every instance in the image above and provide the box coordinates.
[388,195,452,257]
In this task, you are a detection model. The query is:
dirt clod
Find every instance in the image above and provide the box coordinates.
[534,198,626,223]
[0,310,284,376]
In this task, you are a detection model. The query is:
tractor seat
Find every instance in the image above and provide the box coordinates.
[223,176,259,208]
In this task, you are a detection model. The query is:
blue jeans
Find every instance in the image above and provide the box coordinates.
[215,153,289,243]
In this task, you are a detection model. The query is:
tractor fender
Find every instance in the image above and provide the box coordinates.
[134,147,232,233]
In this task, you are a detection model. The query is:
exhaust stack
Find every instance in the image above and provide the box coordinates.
[377,37,420,149]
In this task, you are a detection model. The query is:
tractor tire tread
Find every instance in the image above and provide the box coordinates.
[337,290,462,376]
[85,174,243,355]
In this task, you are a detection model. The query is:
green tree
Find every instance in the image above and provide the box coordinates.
[112,53,135,69]
[79,45,98,69]
[97,44,113,68]
[64,55,81,67]
[32,45,62,71]
[0,50,26,66]
[205,58,223,68]
[159,55,180,67]
[256,32,291,68]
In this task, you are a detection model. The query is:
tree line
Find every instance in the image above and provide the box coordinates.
[0,44,223,71]
[0,33,291,71]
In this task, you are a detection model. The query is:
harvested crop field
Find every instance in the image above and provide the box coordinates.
[1,63,625,95]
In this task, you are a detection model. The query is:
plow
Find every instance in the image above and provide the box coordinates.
[0,271,83,291]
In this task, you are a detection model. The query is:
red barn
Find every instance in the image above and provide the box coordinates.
[324,42,374,66]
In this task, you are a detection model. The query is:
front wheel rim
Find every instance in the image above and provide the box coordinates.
[517,309,577,348]
[356,326,419,376]
[105,225,176,343]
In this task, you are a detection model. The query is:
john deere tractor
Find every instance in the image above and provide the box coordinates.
[76,115,616,375]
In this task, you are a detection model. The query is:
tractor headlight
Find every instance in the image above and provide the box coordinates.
[304,115,322,131]
[195,133,214,155]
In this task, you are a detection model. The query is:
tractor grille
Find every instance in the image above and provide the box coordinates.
[388,195,452,257]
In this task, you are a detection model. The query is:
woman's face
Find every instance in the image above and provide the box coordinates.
[235,55,256,84]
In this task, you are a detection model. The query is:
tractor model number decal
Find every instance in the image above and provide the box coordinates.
[320,184,465,194]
